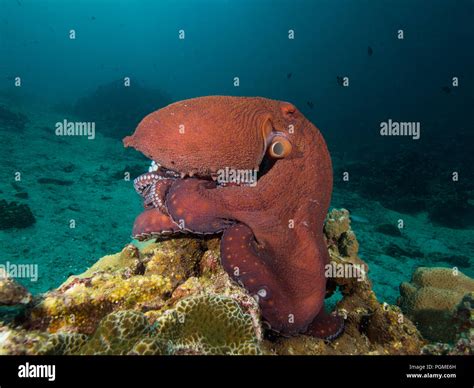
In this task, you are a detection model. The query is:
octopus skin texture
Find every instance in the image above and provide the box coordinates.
[123,96,344,339]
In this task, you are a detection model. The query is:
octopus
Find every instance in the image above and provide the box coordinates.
[123,96,344,339]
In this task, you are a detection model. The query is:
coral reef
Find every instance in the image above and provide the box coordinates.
[23,244,174,334]
[398,267,474,343]
[10,237,261,355]
[25,274,172,334]
[0,200,36,230]
[0,208,454,355]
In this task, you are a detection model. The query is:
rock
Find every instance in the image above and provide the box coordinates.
[0,200,36,230]
[398,267,474,342]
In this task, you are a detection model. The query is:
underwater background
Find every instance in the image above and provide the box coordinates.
[0,0,473,311]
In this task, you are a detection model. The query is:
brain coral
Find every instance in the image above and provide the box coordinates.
[78,310,167,355]
[155,294,261,355]
[399,267,474,342]
[0,325,87,355]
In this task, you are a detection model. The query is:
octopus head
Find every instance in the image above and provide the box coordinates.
[123,96,309,182]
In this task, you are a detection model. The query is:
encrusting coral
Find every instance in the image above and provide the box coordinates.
[24,244,173,334]
[2,208,464,355]
[0,273,32,306]
[398,267,474,343]
[421,292,474,355]
[0,325,87,355]
[155,294,261,355]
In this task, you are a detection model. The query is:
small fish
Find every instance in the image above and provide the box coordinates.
[307,101,314,109]
[287,72,292,79]
[368,46,373,56]
[441,86,451,94]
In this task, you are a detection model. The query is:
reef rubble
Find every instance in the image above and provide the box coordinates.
[1,208,470,355]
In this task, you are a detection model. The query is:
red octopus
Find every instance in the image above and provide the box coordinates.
[123,96,344,339]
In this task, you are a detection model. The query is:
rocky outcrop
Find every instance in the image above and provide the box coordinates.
[0,209,428,355]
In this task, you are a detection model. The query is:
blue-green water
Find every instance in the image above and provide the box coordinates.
[0,0,473,307]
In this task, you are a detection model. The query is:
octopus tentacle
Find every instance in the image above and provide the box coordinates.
[220,224,295,333]
[133,172,164,196]
[165,178,235,234]
[132,208,183,240]
[143,179,174,212]
[304,309,345,340]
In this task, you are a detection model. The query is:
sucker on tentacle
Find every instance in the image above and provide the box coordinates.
[143,179,174,212]
[133,171,163,196]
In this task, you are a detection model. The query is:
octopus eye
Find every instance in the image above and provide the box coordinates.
[269,137,292,158]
